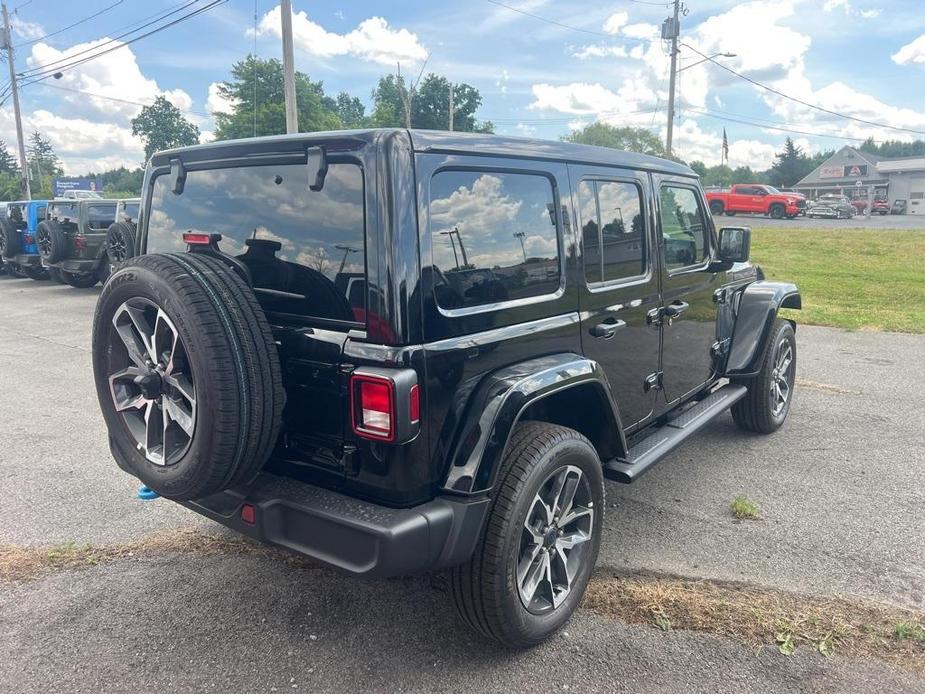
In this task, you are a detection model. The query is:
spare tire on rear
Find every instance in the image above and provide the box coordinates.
[0,217,21,258]
[92,252,285,500]
[106,221,137,267]
[36,220,68,264]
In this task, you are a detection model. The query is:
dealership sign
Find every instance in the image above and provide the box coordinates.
[819,164,869,179]
[52,177,102,196]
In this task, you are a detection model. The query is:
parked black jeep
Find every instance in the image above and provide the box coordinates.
[37,198,118,287]
[91,130,800,648]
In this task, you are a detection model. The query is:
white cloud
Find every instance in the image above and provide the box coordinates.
[602,12,629,35]
[256,6,426,65]
[11,17,44,40]
[892,35,925,66]
[622,23,659,40]
[572,44,628,60]
[824,0,881,18]
[26,40,194,123]
[515,122,537,136]
[206,81,237,115]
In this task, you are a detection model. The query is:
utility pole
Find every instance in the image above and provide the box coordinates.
[1,2,30,199]
[280,0,298,134]
[448,83,454,131]
[663,0,682,158]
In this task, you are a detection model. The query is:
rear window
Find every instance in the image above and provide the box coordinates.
[146,162,365,324]
[49,203,79,222]
[121,202,140,223]
[428,170,560,310]
[87,204,117,230]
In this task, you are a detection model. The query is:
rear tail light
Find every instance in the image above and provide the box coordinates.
[351,375,395,441]
[349,368,420,444]
[183,232,213,245]
[240,503,256,525]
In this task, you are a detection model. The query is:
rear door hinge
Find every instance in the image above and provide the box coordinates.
[713,288,729,304]
[644,371,664,392]
[711,338,731,358]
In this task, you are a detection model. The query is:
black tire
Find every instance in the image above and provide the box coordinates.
[61,270,99,288]
[732,319,796,434]
[769,204,785,219]
[0,218,21,258]
[36,220,68,264]
[725,211,737,216]
[47,267,66,284]
[709,200,724,215]
[23,265,48,281]
[449,422,604,649]
[106,221,137,267]
[96,255,112,284]
[92,253,285,500]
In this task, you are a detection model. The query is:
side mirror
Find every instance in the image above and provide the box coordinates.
[718,226,750,263]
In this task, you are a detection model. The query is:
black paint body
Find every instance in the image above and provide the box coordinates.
[140,129,799,532]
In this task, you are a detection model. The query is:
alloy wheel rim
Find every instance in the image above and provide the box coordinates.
[36,228,51,258]
[517,464,594,615]
[110,230,127,262]
[107,297,197,466]
[769,338,793,417]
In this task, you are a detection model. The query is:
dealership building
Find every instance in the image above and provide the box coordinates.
[793,145,925,214]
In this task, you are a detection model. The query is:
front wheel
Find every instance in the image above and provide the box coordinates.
[769,204,785,219]
[732,319,796,433]
[449,422,603,648]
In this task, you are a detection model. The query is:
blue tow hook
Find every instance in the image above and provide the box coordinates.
[137,485,160,501]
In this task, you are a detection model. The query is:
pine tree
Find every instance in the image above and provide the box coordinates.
[0,139,19,174]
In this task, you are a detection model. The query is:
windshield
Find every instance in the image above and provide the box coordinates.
[145,162,366,325]
[764,186,781,194]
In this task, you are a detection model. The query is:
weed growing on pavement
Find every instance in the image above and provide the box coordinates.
[730,495,760,519]
[584,572,925,676]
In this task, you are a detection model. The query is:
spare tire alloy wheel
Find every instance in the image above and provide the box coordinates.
[106,221,136,274]
[108,298,196,466]
[518,464,595,615]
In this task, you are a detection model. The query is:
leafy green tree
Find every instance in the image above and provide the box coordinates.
[213,56,341,139]
[564,122,665,157]
[0,140,19,175]
[131,96,200,162]
[334,92,367,129]
[26,132,62,198]
[0,171,21,199]
[859,137,925,158]
[79,166,145,197]
[370,73,494,132]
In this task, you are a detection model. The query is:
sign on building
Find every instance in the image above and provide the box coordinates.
[844,164,868,177]
[819,165,843,178]
[52,177,102,196]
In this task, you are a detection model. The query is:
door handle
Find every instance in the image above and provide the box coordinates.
[591,319,626,339]
[663,300,690,318]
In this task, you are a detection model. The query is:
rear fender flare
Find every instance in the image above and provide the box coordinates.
[441,353,625,495]
[725,281,801,377]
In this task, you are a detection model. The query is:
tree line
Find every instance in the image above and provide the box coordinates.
[2,54,919,198]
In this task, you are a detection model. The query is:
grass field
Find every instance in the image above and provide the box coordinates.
[749,226,925,334]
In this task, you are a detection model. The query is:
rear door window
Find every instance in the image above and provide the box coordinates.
[578,180,646,284]
[428,170,560,310]
[88,204,117,230]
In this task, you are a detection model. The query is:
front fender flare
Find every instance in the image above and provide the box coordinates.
[725,280,801,377]
[441,353,624,495]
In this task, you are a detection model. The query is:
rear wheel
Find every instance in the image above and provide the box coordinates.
[23,266,48,281]
[732,319,796,434]
[725,210,737,216]
[449,422,603,648]
[709,200,724,215]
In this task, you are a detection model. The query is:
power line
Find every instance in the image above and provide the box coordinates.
[681,42,925,137]
[485,0,651,42]
[40,81,210,117]
[16,0,124,47]
[19,0,215,81]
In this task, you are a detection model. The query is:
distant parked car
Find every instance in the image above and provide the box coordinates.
[36,198,118,288]
[890,199,907,215]
[705,184,805,219]
[62,190,103,200]
[806,195,855,219]
[872,198,890,215]
[849,198,869,215]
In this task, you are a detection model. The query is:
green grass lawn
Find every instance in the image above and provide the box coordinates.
[749,226,925,334]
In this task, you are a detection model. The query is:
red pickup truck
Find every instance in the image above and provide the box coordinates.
[706,184,805,219]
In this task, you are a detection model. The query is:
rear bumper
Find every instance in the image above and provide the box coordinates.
[13,253,41,267]
[179,472,490,578]
[51,257,101,273]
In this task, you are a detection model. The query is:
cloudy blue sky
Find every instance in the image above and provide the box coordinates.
[4,0,925,174]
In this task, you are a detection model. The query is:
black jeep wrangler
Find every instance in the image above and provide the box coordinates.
[91,130,800,648]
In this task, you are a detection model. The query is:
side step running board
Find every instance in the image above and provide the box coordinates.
[604,383,747,483]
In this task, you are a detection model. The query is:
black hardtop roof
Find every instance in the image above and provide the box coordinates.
[150,128,694,177]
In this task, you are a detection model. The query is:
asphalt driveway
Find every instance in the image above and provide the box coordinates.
[1,276,922,692]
